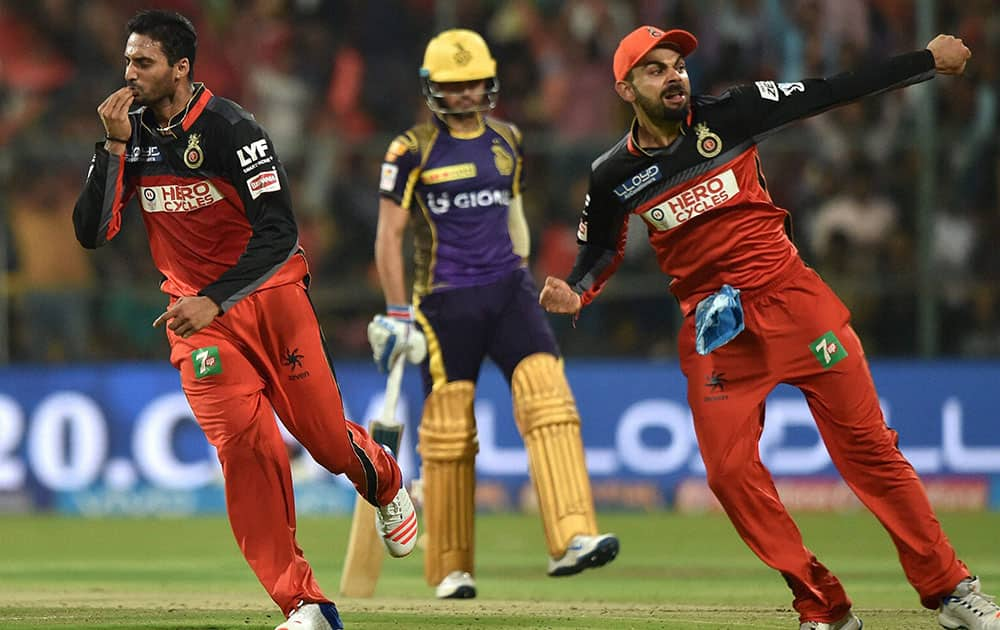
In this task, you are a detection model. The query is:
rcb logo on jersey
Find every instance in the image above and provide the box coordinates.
[694,123,722,158]
[184,133,205,169]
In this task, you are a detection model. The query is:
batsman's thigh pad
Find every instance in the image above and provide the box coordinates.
[512,353,598,557]
[417,380,478,586]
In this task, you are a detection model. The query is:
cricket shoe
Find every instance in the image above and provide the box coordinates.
[799,611,863,630]
[547,533,619,577]
[375,486,418,557]
[939,576,1000,629]
[275,602,343,630]
[435,570,476,599]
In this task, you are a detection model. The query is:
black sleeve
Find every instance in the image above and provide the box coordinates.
[198,119,299,311]
[564,172,630,307]
[73,143,134,249]
[731,50,936,140]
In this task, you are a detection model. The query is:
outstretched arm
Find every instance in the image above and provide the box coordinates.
[731,34,971,141]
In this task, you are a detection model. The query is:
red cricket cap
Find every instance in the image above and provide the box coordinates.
[613,25,698,82]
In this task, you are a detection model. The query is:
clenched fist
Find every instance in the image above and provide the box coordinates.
[926,34,971,75]
[539,276,582,315]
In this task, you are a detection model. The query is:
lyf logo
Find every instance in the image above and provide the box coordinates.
[237,139,269,167]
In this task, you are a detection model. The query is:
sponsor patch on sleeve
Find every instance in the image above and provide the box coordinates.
[577,202,590,241]
[380,163,399,192]
[755,80,779,102]
[778,82,805,96]
[384,139,409,163]
[246,168,281,199]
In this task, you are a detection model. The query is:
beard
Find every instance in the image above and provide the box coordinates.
[128,84,154,106]
[634,86,689,123]
[128,79,172,106]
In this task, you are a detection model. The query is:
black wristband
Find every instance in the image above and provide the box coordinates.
[105,134,130,144]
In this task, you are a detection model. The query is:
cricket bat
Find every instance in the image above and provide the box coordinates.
[339,354,407,597]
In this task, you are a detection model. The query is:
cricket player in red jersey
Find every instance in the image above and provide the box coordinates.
[72,10,416,630]
[541,25,999,630]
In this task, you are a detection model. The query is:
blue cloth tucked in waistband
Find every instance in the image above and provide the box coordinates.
[694,284,745,355]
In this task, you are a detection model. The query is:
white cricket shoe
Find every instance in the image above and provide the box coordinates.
[939,576,1000,629]
[799,611,863,630]
[375,486,418,557]
[547,533,619,576]
[274,602,343,630]
[435,570,476,599]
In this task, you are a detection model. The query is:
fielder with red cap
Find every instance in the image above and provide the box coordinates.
[540,24,997,630]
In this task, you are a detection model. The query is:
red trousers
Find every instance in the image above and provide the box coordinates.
[678,260,967,622]
[168,281,401,615]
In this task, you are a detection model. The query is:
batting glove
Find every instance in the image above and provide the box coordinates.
[367,305,428,373]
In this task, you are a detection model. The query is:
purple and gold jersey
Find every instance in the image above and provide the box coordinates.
[379,115,524,296]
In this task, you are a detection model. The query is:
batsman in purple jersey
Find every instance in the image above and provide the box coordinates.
[378,92,551,386]
[382,112,525,298]
[368,29,618,600]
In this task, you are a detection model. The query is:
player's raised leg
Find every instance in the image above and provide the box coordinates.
[253,283,404,510]
[171,330,329,617]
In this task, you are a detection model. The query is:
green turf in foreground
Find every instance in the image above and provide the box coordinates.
[0,511,996,629]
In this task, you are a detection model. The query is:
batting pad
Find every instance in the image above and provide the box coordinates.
[512,353,598,558]
[417,380,478,586]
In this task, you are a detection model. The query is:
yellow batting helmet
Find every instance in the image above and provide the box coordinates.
[420,29,499,114]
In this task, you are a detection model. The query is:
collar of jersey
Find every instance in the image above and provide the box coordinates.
[626,107,693,156]
[627,118,687,156]
[141,83,213,137]
[433,112,486,139]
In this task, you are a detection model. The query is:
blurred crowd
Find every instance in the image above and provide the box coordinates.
[1,0,998,362]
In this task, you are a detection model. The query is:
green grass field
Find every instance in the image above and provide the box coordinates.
[1,511,997,629]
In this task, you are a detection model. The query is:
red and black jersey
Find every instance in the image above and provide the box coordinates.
[73,83,305,311]
[567,50,936,316]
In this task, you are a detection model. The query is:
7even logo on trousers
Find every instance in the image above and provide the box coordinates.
[810,331,848,369]
[192,346,222,378]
